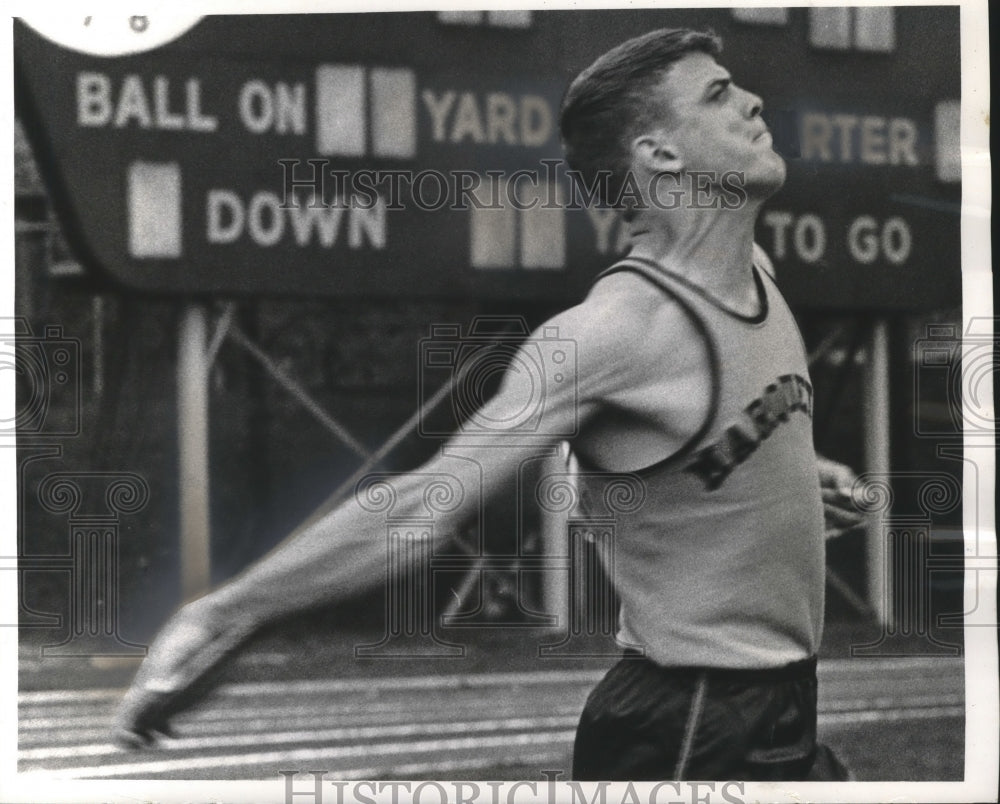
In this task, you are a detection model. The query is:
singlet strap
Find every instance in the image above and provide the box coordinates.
[605,255,770,324]
[581,258,722,475]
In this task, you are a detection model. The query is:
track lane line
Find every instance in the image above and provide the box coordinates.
[18,730,579,779]
[19,706,586,744]
[18,715,579,761]
[19,702,965,774]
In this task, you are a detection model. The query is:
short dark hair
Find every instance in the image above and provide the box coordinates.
[559,28,722,206]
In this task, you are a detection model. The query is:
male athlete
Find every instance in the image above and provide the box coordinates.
[114,28,863,780]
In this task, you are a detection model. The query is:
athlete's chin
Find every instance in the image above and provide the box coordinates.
[745,159,786,199]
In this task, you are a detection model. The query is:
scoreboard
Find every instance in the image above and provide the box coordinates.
[14,8,961,309]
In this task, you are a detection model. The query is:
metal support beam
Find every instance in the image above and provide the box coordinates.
[178,304,212,601]
[862,318,891,625]
[227,323,371,461]
[540,446,572,630]
[92,295,104,399]
[290,329,522,536]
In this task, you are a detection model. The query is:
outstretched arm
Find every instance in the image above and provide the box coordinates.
[113,313,600,746]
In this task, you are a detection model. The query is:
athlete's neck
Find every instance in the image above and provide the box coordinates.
[624,197,763,316]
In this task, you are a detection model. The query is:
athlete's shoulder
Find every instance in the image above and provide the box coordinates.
[553,266,697,354]
[541,264,710,400]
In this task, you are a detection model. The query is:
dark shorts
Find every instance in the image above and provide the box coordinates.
[572,652,850,781]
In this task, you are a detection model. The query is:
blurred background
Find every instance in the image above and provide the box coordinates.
[12,7,971,783]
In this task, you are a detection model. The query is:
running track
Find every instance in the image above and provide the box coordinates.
[18,656,964,780]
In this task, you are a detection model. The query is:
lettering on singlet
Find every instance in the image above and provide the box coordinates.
[684,373,814,490]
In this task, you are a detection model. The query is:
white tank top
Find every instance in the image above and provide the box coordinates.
[573,251,825,669]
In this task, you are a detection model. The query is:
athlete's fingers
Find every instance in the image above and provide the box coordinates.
[823,501,866,531]
[821,481,866,530]
[817,459,866,541]
[816,456,857,497]
[110,715,155,749]
[821,486,859,505]
[111,598,252,749]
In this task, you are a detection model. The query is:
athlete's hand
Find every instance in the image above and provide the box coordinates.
[817,455,866,540]
[111,595,256,748]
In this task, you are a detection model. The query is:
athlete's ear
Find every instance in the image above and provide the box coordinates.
[631,130,684,175]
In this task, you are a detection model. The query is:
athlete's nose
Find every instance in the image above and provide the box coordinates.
[746,90,763,119]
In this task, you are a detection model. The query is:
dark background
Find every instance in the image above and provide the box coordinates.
[14,7,965,654]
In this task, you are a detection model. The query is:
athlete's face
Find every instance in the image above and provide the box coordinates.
[641,52,786,195]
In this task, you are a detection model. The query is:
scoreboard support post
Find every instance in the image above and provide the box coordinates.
[178,302,212,601]
[863,318,891,626]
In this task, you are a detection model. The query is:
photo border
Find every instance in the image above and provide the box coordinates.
[1,1,994,802]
